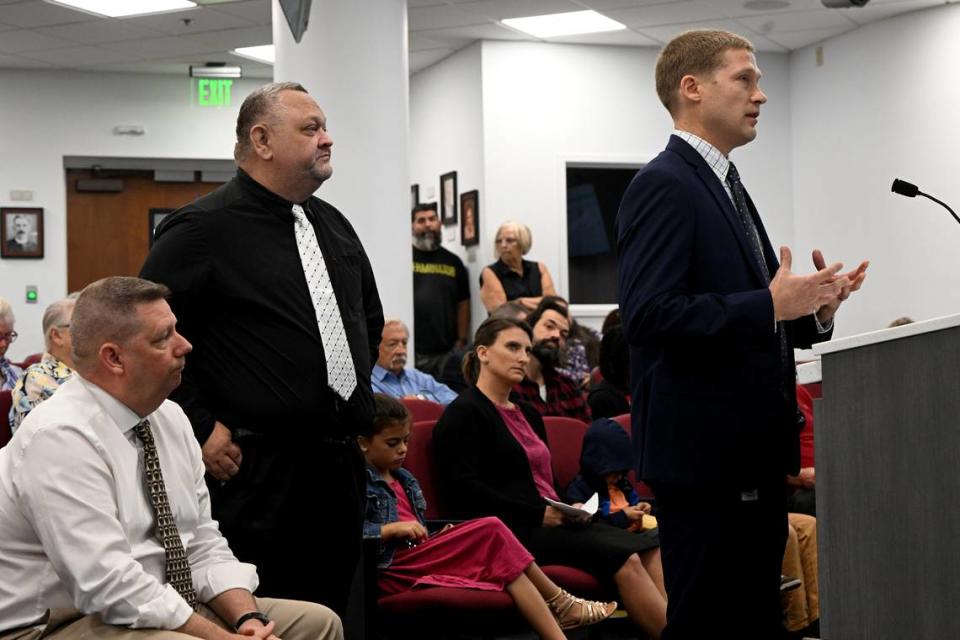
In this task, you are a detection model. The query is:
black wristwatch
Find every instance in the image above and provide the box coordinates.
[234,611,270,631]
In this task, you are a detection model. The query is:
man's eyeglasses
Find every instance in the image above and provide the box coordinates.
[0,331,18,343]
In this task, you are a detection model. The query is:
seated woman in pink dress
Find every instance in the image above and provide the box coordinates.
[361,393,615,638]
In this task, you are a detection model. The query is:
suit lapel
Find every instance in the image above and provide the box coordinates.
[667,136,770,286]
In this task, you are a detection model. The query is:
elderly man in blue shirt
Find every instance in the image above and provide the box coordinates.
[372,319,457,405]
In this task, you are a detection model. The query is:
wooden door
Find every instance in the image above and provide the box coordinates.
[66,170,222,292]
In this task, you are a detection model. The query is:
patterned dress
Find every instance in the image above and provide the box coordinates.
[10,353,73,434]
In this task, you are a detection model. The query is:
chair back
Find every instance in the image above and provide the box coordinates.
[403,419,442,520]
[14,353,42,370]
[0,391,12,448]
[611,412,631,435]
[401,397,444,423]
[542,416,588,492]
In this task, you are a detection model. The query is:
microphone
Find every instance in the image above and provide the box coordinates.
[891,178,960,226]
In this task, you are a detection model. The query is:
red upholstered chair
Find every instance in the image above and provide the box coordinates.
[542,416,588,492]
[0,391,12,449]
[400,397,444,423]
[402,419,442,520]
[611,413,631,435]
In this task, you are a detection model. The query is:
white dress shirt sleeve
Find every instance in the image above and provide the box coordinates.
[13,424,194,629]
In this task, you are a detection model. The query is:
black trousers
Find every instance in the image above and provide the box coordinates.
[209,431,366,617]
[650,480,788,640]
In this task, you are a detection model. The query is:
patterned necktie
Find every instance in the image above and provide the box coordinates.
[292,203,358,400]
[134,419,199,610]
[726,161,770,283]
[726,163,793,391]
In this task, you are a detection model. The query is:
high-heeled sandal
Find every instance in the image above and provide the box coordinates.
[544,588,618,630]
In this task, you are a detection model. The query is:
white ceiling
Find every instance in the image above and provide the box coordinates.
[0,0,948,77]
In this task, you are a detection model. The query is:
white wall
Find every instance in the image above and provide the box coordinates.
[791,3,960,337]
[408,43,486,331]
[0,69,264,357]
[479,40,794,308]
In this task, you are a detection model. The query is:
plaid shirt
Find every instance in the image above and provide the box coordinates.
[513,369,591,422]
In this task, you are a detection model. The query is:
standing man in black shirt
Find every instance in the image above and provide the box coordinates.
[411,203,470,391]
[140,82,384,619]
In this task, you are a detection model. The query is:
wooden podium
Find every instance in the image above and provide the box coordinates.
[813,314,960,639]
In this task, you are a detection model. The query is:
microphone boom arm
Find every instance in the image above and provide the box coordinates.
[918,191,960,227]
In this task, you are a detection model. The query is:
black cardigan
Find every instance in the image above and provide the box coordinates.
[433,386,552,533]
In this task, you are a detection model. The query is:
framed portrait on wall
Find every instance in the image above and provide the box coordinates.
[411,184,419,210]
[1,207,44,259]
[440,171,457,226]
[149,208,174,247]
[460,190,479,247]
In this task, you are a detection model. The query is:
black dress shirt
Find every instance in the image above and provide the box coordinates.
[140,169,384,443]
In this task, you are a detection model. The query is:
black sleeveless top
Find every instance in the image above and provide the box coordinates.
[482,258,543,301]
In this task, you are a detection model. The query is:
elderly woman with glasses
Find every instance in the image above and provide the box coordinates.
[0,297,23,392]
[479,221,557,314]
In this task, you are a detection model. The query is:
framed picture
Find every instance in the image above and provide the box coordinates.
[411,184,419,210]
[460,190,479,247]
[149,208,174,247]
[1,207,44,259]
[440,171,458,226]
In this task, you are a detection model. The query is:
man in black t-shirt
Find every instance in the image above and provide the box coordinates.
[411,204,470,391]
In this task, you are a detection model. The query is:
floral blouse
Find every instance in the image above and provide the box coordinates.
[10,353,74,434]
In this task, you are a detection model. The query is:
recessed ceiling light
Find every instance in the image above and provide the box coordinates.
[501,10,627,39]
[743,0,791,9]
[232,45,275,65]
[44,0,197,18]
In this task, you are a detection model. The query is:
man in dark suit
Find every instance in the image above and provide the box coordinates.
[616,30,867,639]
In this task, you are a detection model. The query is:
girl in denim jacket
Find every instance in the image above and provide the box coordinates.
[361,394,616,637]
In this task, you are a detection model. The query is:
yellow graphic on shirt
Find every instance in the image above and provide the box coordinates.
[413,262,456,278]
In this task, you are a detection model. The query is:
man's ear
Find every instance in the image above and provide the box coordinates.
[678,74,703,105]
[249,123,273,160]
[98,342,124,376]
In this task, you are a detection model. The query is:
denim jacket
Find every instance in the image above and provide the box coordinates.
[363,464,428,568]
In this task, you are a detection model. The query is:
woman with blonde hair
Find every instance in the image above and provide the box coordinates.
[479,221,556,313]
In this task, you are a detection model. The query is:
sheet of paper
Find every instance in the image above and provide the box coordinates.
[544,492,598,517]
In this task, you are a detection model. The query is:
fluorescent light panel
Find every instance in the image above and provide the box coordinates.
[501,10,626,38]
[45,0,197,18]
[232,44,275,65]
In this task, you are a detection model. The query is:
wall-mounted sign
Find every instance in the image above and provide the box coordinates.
[196,78,233,107]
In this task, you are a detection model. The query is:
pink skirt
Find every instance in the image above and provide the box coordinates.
[378,516,534,594]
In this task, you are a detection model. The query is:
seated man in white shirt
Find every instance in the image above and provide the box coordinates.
[371,319,457,405]
[0,276,342,640]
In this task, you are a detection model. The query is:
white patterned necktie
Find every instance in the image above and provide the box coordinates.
[134,419,199,610]
[292,203,358,400]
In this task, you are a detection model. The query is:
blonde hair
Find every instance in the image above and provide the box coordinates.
[655,29,754,115]
[495,220,533,257]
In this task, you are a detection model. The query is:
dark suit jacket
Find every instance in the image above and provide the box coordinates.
[433,386,551,534]
[616,135,828,488]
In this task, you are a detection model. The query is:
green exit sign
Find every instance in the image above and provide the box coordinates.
[196,78,233,107]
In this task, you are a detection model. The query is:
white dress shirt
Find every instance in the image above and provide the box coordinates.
[0,376,257,631]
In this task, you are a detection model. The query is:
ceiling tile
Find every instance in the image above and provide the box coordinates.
[408,0,447,6]
[176,24,270,49]
[843,0,946,25]
[637,17,753,43]
[764,25,853,48]
[0,22,15,31]
[546,27,661,45]
[736,8,856,33]
[419,22,530,45]
[0,1,98,27]
[410,47,456,73]
[18,43,135,65]
[100,34,224,57]
[207,0,270,24]
[410,31,455,51]
[605,0,727,27]
[409,4,489,30]
[37,19,166,44]
[0,51,54,67]
[455,0,583,21]
[744,32,790,52]
[0,28,75,52]
[124,6,254,35]
[576,0,692,10]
